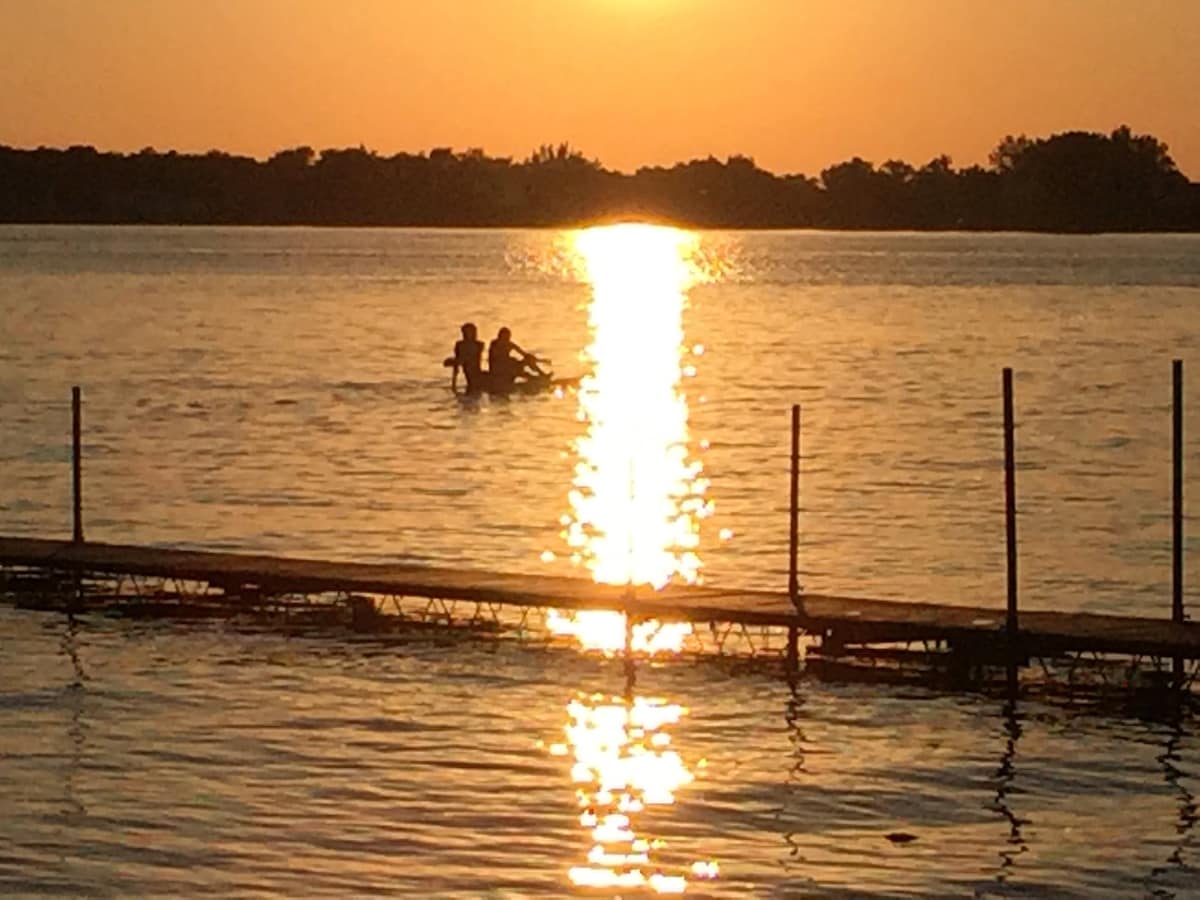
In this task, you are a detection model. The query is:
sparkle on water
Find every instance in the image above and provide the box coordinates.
[563,224,711,590]
[547,224,712,658]
[540,223,719,891]
[547,692,717,893]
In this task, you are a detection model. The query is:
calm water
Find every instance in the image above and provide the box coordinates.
[2,226,1200,896]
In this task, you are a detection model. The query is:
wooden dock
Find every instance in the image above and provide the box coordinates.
[3,535,1200,664]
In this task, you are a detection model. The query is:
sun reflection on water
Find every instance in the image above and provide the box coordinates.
[548,223,713,657]
[543,691,718,893]
[537,224,719,893]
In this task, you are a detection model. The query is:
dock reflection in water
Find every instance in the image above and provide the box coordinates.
[1155,721,1199,884]
[990,699,1028,884]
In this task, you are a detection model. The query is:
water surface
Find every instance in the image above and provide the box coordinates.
[2,227,1200,896]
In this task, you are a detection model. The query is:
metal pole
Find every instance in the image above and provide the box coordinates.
[786,625,799,678]
[1173,359,1184,625]
[1003,369,1018,639]
[788,404,801,608]
[1173,360,1184,688]
[72,386,83,544]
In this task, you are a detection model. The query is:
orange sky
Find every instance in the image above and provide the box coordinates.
[3,0,1198,178]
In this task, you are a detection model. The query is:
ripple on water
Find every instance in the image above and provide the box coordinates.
[4,229,1200,894]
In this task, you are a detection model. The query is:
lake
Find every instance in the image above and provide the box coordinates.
[2,226,1199,896]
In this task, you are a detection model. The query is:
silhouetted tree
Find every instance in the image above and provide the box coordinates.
[989,126,1189,230]
[0,127,1195,230]
[820,158,895,227]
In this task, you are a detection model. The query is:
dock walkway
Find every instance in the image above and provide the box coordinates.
[3,536,1200,663]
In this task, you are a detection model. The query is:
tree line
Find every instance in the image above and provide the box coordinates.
[1,127,1196,231]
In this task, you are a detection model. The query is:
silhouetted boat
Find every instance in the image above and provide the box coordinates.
[496,373,581,396]
[444,357,581,397]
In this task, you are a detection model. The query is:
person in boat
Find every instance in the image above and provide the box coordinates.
[448,322,485,395]
[487,326,548,393]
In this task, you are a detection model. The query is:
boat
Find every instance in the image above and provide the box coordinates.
[498,373,581,396]
[443,358,581,397]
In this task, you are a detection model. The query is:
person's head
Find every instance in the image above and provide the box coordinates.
[497,326,511,342]
[461,322,477,339]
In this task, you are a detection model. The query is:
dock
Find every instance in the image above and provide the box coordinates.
[3,365,1195,693]
[4,536,1200,683]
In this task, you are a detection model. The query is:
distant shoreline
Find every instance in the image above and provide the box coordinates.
[4,127,1198,233]
[3,221,1198,236]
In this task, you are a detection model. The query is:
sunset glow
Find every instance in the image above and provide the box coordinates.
[3,1,1197,177]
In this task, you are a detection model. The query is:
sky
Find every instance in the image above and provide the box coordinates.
[3,0,1199,178]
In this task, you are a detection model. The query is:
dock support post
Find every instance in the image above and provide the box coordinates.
[786,625,799,680]
[72,386,83,544]
[623,608,636,682]
[788,404,801,610]
[786,405,803,682]
[1003,368,1019,649]
[350,595,377,631]
[1173,359,1184,686]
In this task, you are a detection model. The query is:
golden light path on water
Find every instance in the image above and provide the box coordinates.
[539,224,719,892]
[540,692,719,894]
[547,223,713,655]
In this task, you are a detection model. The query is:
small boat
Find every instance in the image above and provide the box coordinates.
[444,358,581,397]
[497,373,582,396]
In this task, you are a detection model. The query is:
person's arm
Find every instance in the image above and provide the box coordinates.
[506,343,544,372]
[449,344,461,392]
[511,341,548,375]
